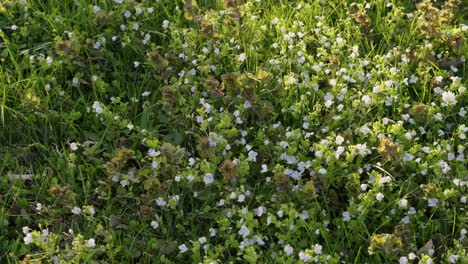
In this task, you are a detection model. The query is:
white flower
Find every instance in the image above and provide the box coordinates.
[148,148,160,157]
[238,53,247,62]
[441,91,457,106]
[204,173,214,185]
[86,238,96,248]
[187,174,194,183]
[298,251,312,262]
[342,211,351,222]
[449,254,460,263]
[247,150,257,162]
[198,236,207,244]
[399,256,408,264]
[354,143,371,156]
[178,243,188,253]
[376,192,384,201]
[46,56,53,64]
[209,228,217,237]
[313,244,323,255]
[156,197,167,207]
[401,216,410,224]
[261,164,268,173]
[284,244,294,255]
[428,198,439,207]
[93,5,101,13]
[271,17,279,25]
[24,233,33,245]
[135,7,142,15]
[151,220,159,229]
[127,123,134,131]
[114,0,122,3]
[71,207,81,215]
[22,226,31,234]
[70,142,78,151]
[461,196,467,204]
[120,179,128,187]
[238,225,250,238]
[362,95,372,106]
[335,135,345,145]
[162,20,170,29]
[398,198,408,208]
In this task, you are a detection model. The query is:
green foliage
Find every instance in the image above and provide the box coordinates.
[0,0,467,263]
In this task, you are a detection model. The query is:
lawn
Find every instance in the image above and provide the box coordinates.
[0,0,467,263]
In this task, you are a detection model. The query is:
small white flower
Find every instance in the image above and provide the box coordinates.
[135,7,142,15]
[238,225,250,238]
[271,17,279,25]
[401,216,410,224]
[399,256,408,264]
[448,254,460,263]
[362,95,372,106]
[238,53,247,62]
[376,192,384,201]
[71,206,81,215]
[120,179,128,187]
[127,123,134,131]
[178,243,188,253]
[298,251,312,262]
[342,211,351,222]
[442,91,457,106]
[204,173,214,185]
[284,244,294,255]
[151,220,159,229]
[313,244,322,255]
[23,226,31,234]
[70,142,78,151]
[46,56,53,64]
[162,20,170,29]
[148,148,160,157]
[24,233,33,245]
[86,238,96,248]
[209,228,217,237]
[428,198,439,207]
[156,197,167,207]
[398,198,408,208]
[335,135,345,145]
[247,150,257,162]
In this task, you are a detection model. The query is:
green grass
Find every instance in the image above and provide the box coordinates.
[0,0,467,263]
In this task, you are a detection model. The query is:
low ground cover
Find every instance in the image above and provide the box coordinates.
[0,0,467,263]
